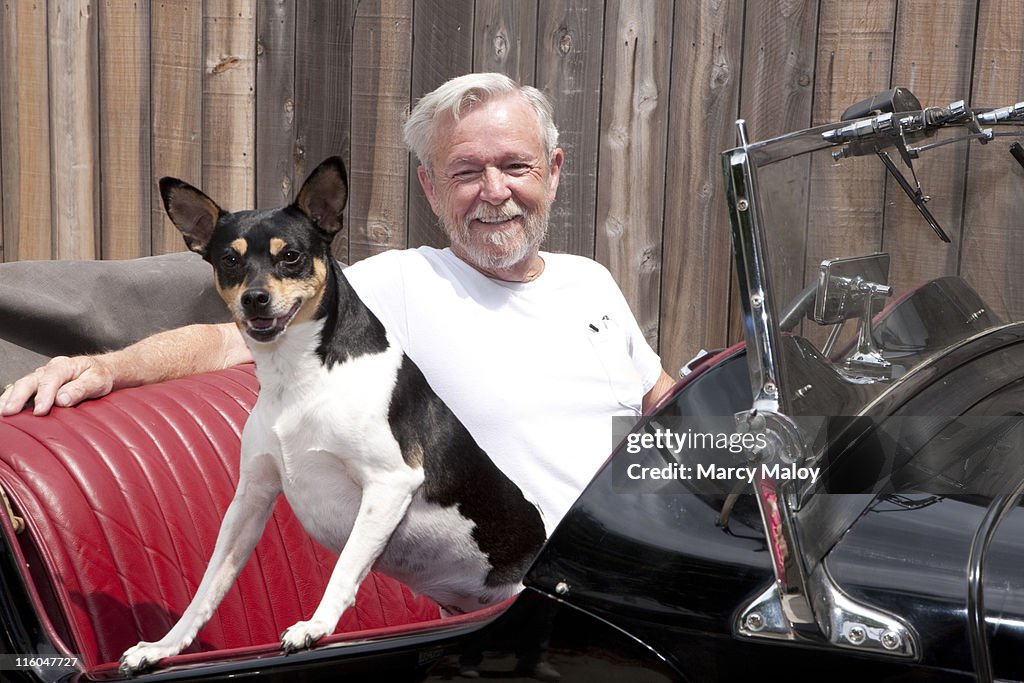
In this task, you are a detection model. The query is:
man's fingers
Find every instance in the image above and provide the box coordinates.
[52,373,107,409]
[0,379,40,416]
[0,356,109,417]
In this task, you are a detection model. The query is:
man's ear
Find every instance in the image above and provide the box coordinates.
[294,156,349,235]
[158,178,224,256]
[416,165,442,216]
[547,147,564,200]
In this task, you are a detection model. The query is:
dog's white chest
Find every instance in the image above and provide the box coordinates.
[244,323,408,543]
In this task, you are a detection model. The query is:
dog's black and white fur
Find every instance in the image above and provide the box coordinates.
[119,157,546,674]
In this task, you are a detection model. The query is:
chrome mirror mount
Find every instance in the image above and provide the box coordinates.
[814,253,894,382]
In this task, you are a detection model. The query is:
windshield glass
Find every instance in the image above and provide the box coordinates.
[741,117,1024,417]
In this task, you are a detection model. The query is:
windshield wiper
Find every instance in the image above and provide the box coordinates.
[875,149,951,243]
[822,92,996,244]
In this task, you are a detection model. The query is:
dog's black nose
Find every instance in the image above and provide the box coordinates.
[241,288,272,311]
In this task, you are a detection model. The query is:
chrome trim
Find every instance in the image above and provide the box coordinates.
[722,121,783,407]
[858,322,1024,417]
[966,476,1024,683]
[736,409,814,626]
[737,563,918,659]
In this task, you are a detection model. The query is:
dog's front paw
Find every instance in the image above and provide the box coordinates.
[280,620,331,653]
[119,642,180,676]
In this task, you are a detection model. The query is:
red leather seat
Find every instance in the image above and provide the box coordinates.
[0,365,440,671]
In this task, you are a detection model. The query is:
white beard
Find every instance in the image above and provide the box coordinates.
[441,198,550,271]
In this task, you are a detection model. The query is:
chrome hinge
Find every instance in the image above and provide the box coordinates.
[736,563,917,659]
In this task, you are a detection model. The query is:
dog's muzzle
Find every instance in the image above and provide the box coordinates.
[240,288,301,342]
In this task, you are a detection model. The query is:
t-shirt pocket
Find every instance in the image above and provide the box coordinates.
[586,315,644,416]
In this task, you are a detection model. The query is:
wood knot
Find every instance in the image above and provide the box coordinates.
[210,56,241,75]
[558,28,573,55]
[492,33,508,57]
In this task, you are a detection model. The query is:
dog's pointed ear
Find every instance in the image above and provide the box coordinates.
[159,178,224,256]
[294,157,348,236]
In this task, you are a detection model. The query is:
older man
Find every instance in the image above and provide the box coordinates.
[1,73,674,528]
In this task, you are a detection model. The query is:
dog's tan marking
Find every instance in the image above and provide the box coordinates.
[270,237,287,257]
[230,238,248,256]
[403,443,424,468]
[288,258,329,326]
[215,280,245,322]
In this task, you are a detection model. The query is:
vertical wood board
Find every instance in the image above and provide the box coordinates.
[349,0,414,262]
[48,0,99,259]
[99,0,151,258]
[255,0,298,209]
[151,0,204,255]
[535,0,604,260]
[407,0,475,250]
[203,0,258,212]
[661,0,745,373]
[595,0,674,350]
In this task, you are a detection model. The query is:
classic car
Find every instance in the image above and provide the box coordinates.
[2,88,1024,682]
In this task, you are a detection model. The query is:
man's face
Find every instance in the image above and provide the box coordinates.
[418,94,563,272]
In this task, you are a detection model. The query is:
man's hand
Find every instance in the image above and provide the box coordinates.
[1,355,114,416]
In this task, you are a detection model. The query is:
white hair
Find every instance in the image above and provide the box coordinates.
[403,72,559,172]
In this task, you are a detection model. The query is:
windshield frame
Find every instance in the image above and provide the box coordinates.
[720,101,1024,661]
[721,107,1019,419]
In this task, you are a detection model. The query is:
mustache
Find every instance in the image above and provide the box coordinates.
[466,200,525,225]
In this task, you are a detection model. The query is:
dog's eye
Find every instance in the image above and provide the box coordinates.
[281,250,302,265]
[221,253,240,268]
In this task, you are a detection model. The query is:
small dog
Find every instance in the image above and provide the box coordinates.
[119,157,546,674]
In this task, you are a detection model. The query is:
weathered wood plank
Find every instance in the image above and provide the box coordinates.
[8,0,54,262]
[99,0,151,259]
[801,0,895,348]
[959,0,1024,321]
[883,0,978,298]
[294,0,355,262]
[0,0,53,261]
[407,0,474,250]
[660,0,744,375]
[535,0,604,260]
[739,0,818,139]
[733,0,819,347]
[349,0,413,263]
[151,0,203,255]
[255,0,297,209]
[48,0,99,260]
[203,0,257,213]
[595,0,674,351]
[474,0,537,83]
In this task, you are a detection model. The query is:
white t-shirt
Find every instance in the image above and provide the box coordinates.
[345,247,663,530]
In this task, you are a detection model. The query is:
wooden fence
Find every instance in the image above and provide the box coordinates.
[2,0,1023,374]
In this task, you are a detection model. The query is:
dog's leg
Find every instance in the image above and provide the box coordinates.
[279,465,423,652]
[120,454,281,675]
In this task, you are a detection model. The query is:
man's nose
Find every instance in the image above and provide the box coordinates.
[478,167,512,204]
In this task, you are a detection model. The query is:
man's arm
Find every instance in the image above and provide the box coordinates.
[0,322,250,416]
[642,369,676,413]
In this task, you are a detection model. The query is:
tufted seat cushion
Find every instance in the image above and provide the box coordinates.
[0,364,441,671]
